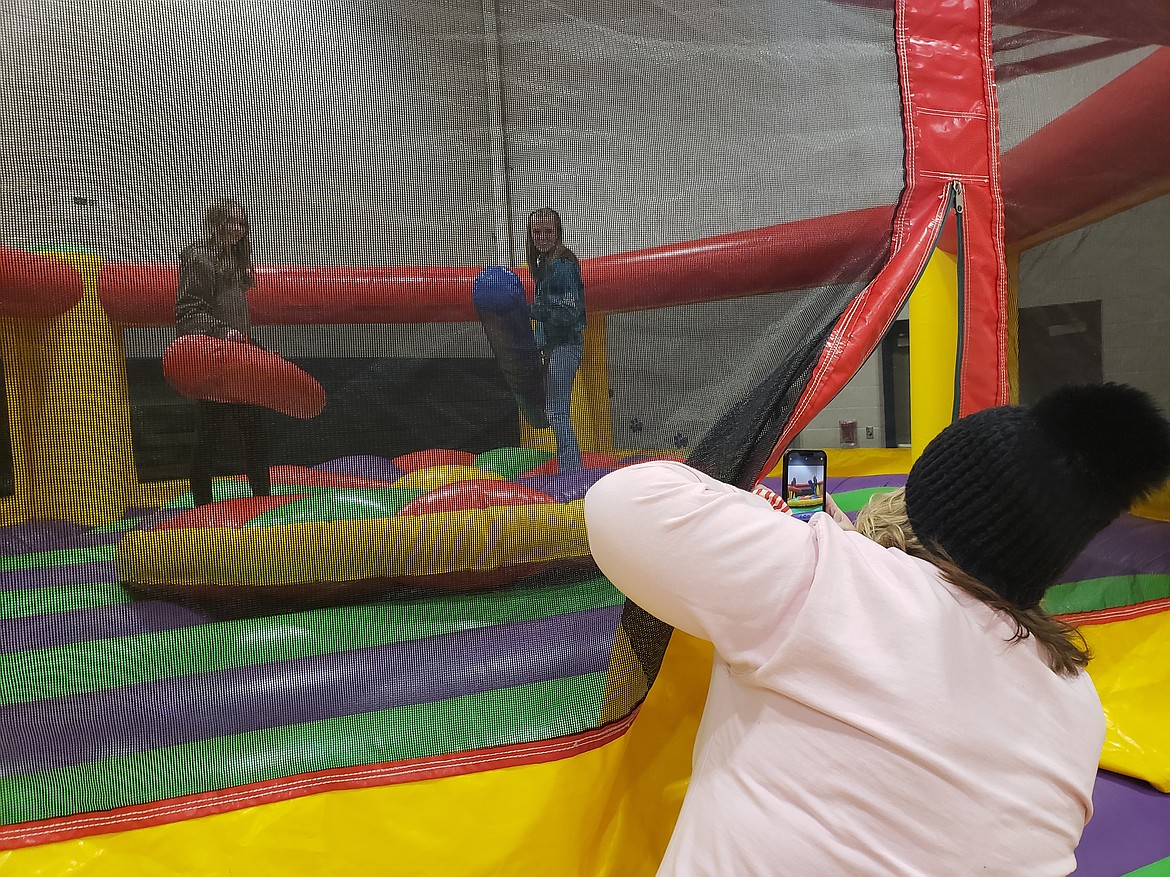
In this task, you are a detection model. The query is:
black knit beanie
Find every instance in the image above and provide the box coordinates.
[905,383,1170,609]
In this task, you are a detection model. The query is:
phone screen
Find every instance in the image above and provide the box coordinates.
[782,449,827,522]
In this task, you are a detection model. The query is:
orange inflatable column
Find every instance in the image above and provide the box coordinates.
[29,253,135,526]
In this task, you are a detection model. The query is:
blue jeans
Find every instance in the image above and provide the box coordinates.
[546,344,583,471]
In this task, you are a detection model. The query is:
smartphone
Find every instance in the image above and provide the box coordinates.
[781,449,828,522]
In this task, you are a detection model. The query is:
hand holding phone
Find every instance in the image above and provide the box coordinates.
[822,494,856,531]
[782,449,828,522]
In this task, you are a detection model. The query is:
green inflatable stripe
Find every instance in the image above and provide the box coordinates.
[162,480,256,509]
[474,446,555,479]
[830,486,898,513]
[0,575,624,706]
[1042,574,1170,617]
[0,582,131,620]
[2,671,607,825]
[1124,857,1170,877]
[0,544,116,572]
[161,479,334,511]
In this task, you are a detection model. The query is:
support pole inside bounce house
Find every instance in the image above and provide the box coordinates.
[909,249,960,459]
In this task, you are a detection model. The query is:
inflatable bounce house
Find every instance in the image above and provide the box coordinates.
[1,0,1168,874]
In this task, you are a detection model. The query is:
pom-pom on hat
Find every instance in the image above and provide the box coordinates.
[905,383,1170,609]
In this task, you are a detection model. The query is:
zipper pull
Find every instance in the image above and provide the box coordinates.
[952,182,964,214]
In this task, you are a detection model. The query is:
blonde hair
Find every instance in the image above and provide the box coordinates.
[856,488,1090,676]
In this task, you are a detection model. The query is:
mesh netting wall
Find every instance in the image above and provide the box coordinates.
[994,24,1169,412]
[0,0,903,840]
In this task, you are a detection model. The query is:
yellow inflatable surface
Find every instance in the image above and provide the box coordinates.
[1078,603,1170,792]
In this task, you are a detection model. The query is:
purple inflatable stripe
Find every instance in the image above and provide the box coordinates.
[1060,515,1170,583]
[0,600,207,654]
[0,561,118,592]
[65,531,126,550]
[1071,770,1170,876]
[0,521,89,555]
[0,603,622,775]
[122,507,161,519]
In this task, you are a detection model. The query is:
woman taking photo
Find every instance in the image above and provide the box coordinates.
[585,383,1170,876]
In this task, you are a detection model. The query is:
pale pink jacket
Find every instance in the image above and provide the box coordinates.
[584,461,1104,877]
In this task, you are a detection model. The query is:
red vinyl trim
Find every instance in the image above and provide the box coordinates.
[1057,597,1170,629]
[760,185,952,475]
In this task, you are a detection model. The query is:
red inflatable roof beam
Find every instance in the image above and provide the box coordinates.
[98,263,486,326]
[97,262,178,325]
[583,206,894,314]
[96,206,895,326]
[1002,48,1170,249]
[0,246,85,319]
[253,266,486,324]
